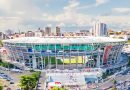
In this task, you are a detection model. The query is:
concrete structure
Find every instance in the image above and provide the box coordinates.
[0,32,9,40]
[25,31,35,37]
[45,27,51,36]
[80,30,90,36]
[92,22,107,36]
[56,26,61,36]
[35,31,42,37]
[2,36,126,70]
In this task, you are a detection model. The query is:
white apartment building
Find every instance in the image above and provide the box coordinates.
[92,22,107,36]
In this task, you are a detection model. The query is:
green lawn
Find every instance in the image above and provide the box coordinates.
[43,57,63,64]
[43,56,84,65]
[128,40,130,44]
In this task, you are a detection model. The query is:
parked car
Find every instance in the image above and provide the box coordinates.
[11,69,22,73]
[10,80,14,84]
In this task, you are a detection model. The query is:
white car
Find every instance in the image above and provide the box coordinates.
[11,69,22,73]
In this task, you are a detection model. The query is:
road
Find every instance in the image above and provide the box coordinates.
[97,73,130,89]
[36,71,46,90]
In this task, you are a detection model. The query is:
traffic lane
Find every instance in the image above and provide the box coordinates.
[98,74,130,89]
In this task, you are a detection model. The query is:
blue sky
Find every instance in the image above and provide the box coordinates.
[0,0,130,32]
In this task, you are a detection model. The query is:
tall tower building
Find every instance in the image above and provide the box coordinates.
[56,26,61,36]
[92,22,107,36]
[45,27,51,36]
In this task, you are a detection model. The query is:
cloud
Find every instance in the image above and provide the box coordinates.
[96,15,130,30]
[41,0,94,27]
[64,0,80,10]
[42,12,92,26]
[57,22,65,27]
[113,8,130,13]
[0,0,11,11]
[78,0,109,9]
[95,0,108,6]
[0,0,45,30]
[97,15,130,24]
[16,11,25,15]
[41,0,109,27]
[0,16,22,30]
[47,24,52,27]
[0,0,129,32]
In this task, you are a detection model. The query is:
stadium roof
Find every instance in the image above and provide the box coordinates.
[2,36,127,44]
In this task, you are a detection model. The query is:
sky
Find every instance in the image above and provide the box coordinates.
[0,0,130,32]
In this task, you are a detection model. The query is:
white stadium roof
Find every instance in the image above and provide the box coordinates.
[2,36,127,44]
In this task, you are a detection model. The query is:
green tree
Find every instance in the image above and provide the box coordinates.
[111,78,117,90]
[128,40,130,44]
[19,75,37,90]
[102,72,107,79]
[127,58,130,67]
[0,40,3,47]
[110,87,117,90]
[0,61,14,68]
[31,71,41,81]
[0,58,2,62]
[0,80,3,90]
[28,76,37,90]
[51,87,66,90]
[19,71,41,90]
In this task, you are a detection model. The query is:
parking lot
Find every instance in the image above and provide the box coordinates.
[0,67,33,90]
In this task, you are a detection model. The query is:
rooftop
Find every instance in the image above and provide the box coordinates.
[2,36,127,44]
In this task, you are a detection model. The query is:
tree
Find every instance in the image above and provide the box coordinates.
[0,40,3,47]
[0,80,3,90]
[128,40,130,44]
[19,72,41,90]
[19,75,30,90]
[19,75,37,90]
[31,71,41,81]
[110,86,117,90]
[28,76,37,90]
[0,85,3,90]
[0,61,14,68]
[51,87,65,90]
[102,72,107,79]
[111,78,117,90]
[127,58,130,67]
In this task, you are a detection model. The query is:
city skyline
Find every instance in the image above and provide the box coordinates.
[0,0,130,32]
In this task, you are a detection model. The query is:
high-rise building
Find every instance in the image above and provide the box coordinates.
[56,26,61,36]
[45,27,51,36]
[92,22,107,36]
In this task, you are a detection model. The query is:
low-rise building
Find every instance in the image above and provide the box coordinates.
[0,32,9,40]
[25,31,35,37]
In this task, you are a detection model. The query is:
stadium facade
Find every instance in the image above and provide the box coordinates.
[2,36,127,70]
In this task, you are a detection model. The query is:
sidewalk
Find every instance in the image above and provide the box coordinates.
[37,72,46,90]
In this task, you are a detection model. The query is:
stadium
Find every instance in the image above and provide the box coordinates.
[2,36,126,70]
[2,36,127,88]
